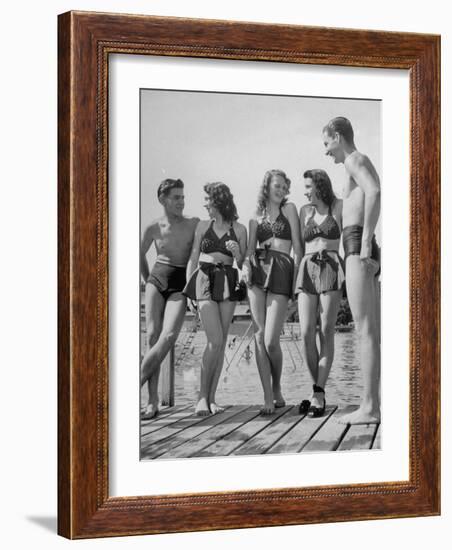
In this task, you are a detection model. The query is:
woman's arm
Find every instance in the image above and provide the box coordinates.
[185,221,205,280]
[284,203,302,296]
[246,218,258,259]
[299,205,307,257]
[242,218,257,286]
[234,223,248,270]
[333,198,343,232]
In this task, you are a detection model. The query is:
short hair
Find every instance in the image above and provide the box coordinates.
[157,178,184,200]
[256,169,291,215]
[204,182,238,223]
[323,116,354,143]
[303,169,336,207]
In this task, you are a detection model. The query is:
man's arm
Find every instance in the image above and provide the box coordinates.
[347,155,381,257]
[140,225,155,282]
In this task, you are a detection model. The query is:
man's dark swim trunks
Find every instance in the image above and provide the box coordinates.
[343,225,380,276]
[148,262,186,300]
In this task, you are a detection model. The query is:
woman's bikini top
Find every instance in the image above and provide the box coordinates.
[303,205,341,242]
[256,206,292,244]
[200,220,238,257]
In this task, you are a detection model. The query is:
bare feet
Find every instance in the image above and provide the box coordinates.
[337,406,380,425]
[195,397,211,416]
[260,400,275,415]
[141,403,159,420]
[273,389,286,408]
[210,402,225,414]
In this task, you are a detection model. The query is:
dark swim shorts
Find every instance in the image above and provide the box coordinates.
[296,250,345,295]
[343,225,380,276]
[148,262,186,300]
[183,262,241,302]
[250,248,294,297]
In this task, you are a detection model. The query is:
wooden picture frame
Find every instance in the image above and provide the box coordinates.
[58,11,440,539]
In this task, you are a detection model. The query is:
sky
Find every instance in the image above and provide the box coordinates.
[141,89,381,241]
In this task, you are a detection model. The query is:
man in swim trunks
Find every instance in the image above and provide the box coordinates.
[140,178,199,419]
[323,117,381,425]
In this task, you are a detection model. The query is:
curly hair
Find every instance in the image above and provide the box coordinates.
[204,182,238,223]
[157,178,184,200]
[256,169,291,215]
[323,116,354,144]
[303,169,337,207]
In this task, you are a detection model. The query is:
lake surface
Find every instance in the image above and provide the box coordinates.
[141,318,362,408]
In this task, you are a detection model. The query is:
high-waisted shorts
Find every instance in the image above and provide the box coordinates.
[148,262,186,300]
[343,225,380,276]
[250,248,294,297]
[296,250,345,295]
[183,262,240,302]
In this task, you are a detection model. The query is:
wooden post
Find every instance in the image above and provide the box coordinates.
[161,346,175,407]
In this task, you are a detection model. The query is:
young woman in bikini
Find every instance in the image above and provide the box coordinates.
[184,182,247,416]
[296,169,344,417]
[242,170,302,415]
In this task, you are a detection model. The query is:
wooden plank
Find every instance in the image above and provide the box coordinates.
[141,406,231,453]
[372,424,381,449]
[140,405,194,436]
[337,423,379,451]
[267,406,337,454]
[158,407,261,459]
[141,403,186,419]
[198,405,291,457]
[233,406,303,455]
[301,406,355,452]
[143,406,248,459]
[140,403,187,420]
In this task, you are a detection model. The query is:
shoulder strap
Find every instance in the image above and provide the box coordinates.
[201,219,214,241]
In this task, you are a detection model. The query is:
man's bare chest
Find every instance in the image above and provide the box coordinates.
[156,223,193,247]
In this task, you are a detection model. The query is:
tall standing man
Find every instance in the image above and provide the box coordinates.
[323,117,381,424]
[140,179,199,419]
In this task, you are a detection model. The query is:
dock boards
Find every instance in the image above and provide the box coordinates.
[141,403,381,459]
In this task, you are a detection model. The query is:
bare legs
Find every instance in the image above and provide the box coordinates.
[209,301,236,413]
[196,299,236,415]
[141,284,164,419]
[140,284,186,419]
[298,290,342,410]
[298,292,319,385]
[265,293,290,408]
[338,256,380,424]
[248,287,289,414]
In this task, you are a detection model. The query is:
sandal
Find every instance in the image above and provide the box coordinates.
[298,399,311,414]
[308,384,326,418]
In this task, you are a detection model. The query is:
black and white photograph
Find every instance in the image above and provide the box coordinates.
[139,89,382,460]
[2,0,445,544]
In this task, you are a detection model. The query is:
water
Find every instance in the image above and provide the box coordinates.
[141,318,362,408]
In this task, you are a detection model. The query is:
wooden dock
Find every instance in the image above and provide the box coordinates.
[140,403,380,459]
[141,313,376,458]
